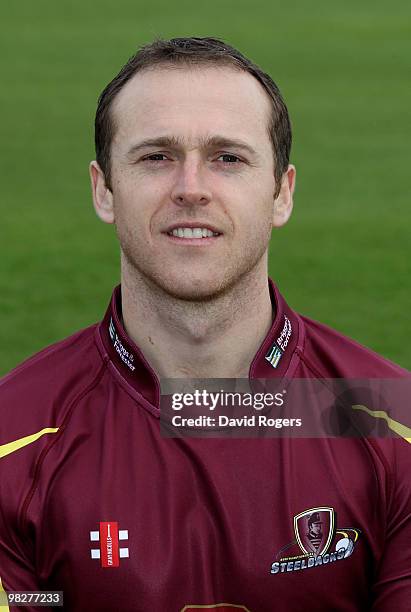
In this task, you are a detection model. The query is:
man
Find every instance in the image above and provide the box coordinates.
[0,37,410,611]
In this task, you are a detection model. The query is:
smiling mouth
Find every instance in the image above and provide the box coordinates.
[166,227,221,239]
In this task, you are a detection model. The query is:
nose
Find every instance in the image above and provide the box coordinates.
[170,156,212,207]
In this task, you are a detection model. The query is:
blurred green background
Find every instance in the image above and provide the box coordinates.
[1,0,410,375]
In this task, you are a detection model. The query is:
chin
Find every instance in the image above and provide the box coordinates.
[154,274,231,302]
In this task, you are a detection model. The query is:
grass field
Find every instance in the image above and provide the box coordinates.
[1,0,410,375]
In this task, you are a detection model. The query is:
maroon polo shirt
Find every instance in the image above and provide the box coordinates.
[0,280,410,611]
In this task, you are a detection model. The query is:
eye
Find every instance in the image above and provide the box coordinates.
[217,154,242,164]
[142,153,169,162]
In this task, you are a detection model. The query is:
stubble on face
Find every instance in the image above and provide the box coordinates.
[116,211,273,304]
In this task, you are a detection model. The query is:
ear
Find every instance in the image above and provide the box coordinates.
[89,161,115,224]
[272,164,296,228]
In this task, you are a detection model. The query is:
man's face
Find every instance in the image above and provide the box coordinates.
[92,65,294,300]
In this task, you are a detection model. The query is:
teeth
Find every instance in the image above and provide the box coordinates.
[170,227,218,238]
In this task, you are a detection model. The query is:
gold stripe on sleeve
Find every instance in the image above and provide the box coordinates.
[352,405,411,444]
[0,428,60,459]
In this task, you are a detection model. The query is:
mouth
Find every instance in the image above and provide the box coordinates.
[167,226,220,239]
[163,224,222,244]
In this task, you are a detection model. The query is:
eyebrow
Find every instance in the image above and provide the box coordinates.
[126,135,258,157]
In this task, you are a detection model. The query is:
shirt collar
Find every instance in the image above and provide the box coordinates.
[97,279,304,409]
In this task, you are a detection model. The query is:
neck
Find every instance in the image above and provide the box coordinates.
[121,258,274,379]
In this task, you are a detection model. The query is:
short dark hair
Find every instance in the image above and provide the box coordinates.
[95,37,292,196]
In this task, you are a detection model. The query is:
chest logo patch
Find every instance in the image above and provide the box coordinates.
[271,506,360,575]
[90,521,129,568]
[294,507,334,556]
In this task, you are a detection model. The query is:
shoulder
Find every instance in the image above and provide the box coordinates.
[298,315,411,532]
[0,324,107,519]
[0,324,106,438]
[0,325,105,547]
[299,314,410,378]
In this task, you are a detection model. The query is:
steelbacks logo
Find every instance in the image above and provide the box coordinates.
[270,507,360,575]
